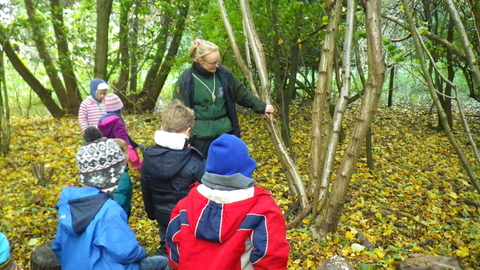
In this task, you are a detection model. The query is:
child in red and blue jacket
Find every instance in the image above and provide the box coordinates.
[166,133,290,270]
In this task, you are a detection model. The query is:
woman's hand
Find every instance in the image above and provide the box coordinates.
[265,105,274,118]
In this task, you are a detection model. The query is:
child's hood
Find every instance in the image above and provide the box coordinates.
[89,78,108,102]
[56,186,109,235]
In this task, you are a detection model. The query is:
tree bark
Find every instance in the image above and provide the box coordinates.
[50,0,80,115]
[24,0,69,110]
[114,0,134,98]
[444,0,480,98]
[220,0,310,215]
[310,0,342,206]
[312,0,385,238]
[0,46,11,157]
[139,1,188,111]
[94,0,113,78]
[0,33,64,118]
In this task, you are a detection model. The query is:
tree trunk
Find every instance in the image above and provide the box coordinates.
[114,0,133,98]
[280,40,302,152]
[94,0,113,78]
[312,0,385,238]
[50,0,81,115]
[467,0,480,47]
[0,35,64,118]
[139,1,188,111]
[129,5,140,97]
[219,0,309,216]
[0,47,11,157]
[30,240,61,270]
[388,65,394,107]
[444,0,480,98]
[310,0,342,205]
[24,0,69,110]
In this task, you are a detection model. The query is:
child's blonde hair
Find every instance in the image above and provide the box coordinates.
[189,39,218,62]
[112,138,129,159]
[162,100,195,133]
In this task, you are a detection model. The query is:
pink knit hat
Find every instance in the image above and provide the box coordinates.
[104,93,124,112]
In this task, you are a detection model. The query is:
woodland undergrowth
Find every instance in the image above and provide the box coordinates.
[1,101,479,269]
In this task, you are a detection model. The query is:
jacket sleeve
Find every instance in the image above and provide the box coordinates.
[230,75,266,114]
[78,101,89,132]
[172,80,186,104]
[140,169,155,220]
[166,204,182,269]
[51,226,62,261]
[112,172,132,215]
[251,197,290,270]
[95,208,147,264]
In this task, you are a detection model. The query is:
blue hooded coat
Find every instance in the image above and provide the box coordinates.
[52,186,146,270]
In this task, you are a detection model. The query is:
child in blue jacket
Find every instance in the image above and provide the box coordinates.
[52,130,171,270]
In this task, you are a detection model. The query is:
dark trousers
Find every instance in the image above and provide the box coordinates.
[157,212,170,256]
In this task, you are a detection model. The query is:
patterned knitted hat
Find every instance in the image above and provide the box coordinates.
[205,133,256,178]
[104,93,124,112]
[76,137,126,190]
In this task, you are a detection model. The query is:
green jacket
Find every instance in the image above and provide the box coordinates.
[173,64,266,139]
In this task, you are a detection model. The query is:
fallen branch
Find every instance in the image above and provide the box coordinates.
[355,232,376,251]
[402,238,434,249]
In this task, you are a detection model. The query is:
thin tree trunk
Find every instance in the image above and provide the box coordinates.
[24,0,69,110]
[444,0,480,97]
[139,2,188,111]
[94,0,113,78]
[311,0,342,208]
[366,127,374,170]
[0,35,64,118]
[315,0,357,209]
[0,47,11,157]
[388,66,394,107]
[219,0,310,216]
[312,0,385,238]
[466,0,480,47]
[281,40,302,151]
[129,4,140,97]
[49,0,80,115]
[115,0,133,98]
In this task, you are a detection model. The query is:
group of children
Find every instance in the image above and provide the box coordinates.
[2,78,290,270]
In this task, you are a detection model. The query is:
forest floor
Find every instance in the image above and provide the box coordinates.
[1,100,479,270]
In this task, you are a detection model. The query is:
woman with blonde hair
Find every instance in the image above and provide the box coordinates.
[173,39,274,157]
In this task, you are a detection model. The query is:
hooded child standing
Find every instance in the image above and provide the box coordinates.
[166,133,290,270]
[78,78,108,132]
[98,93,142,170]
[52,130,171,270]
[140,100,205,256]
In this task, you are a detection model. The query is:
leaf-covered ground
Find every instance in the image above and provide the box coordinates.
[1,102,479,269]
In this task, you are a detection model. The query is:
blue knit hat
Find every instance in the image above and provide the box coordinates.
[205,134,256,178]
[89,78,108,102]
